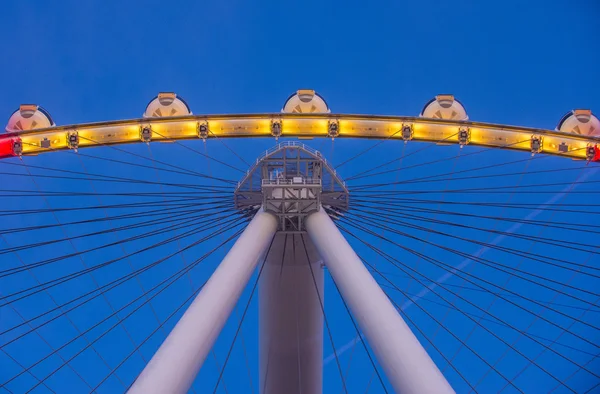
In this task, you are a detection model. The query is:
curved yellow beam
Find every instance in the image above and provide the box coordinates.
[3,113,599,160]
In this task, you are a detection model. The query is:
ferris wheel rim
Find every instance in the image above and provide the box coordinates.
[1,112,599,162]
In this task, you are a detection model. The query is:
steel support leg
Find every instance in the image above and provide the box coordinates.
[259,234,324,394]
[305,208,455,394]
[129,209,278,394]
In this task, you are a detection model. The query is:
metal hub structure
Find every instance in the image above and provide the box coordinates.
[234,142,348,233]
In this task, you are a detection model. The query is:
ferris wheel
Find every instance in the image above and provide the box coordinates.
[0,90,599,394]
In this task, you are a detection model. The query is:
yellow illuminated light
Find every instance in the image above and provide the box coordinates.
[5,114,598,160]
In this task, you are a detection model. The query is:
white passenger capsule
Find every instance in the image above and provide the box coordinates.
[420,95,468,121]
[282,89,330,114]
[556,109,599,137]
[144,92,192,118]
[5,105,55,133]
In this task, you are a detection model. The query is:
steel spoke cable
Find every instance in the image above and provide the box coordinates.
[349,207,600,269]
[431,157,540,382]
[382,164,593,187]
[372,269,600,314]
[0,218,246,344]
[340,214,600,320]
[149,129,246,174]
[336,142,409,383]
[477,251,597,392]
[0,200,227,235]
[351,177,600,192]
[206,128,251,167]
[0,207,217,255]
[0,155,233,190]
[351,202,600,234]
[347,144,588,184]
[432,156,533,377]
[0,348,57,394]
[0,235,117,392]
[0,214,246,308]
[532,299,600,394]
[470,166,597,390]
[351,197,600,216]
[212,236,276,393]
[0,196,228,217]
[351,204,600,254]
[78,149,181,367]
[90,223,246,394]
[300,234,348,394]
[144,142,214,362]
[405,147,462,296]
[0,214,246,306]
[329,267,389,393]
[343,132,461,180]
[346,210,600,292]
[20,164,133,388]
[8,226,245,393]
[363,371,376,394]
[198,141,241,394]
[338,212,600,337]
[0,204,231,255]
[334,235,488,392]
[345,137,530,181]
[375,280,599,359]
[338,217,600,369]
[353,196,600,209]
[372,155,579,186]
[0,208,237,279]
[340,225,581,392]
[334,128,404,170]
[0,287,78,393]
[584,380,600,394]
[0,174,229,193]
[75,136,239,184]
[0,189,232,198]
[89,274,210,394]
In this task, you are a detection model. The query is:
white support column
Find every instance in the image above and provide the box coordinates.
[305,208,455,394]
[259,234,324,394]
[129,209,278,394]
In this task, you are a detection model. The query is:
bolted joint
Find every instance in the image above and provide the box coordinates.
[458,127,470,148]
[140,126,152,143]
[67,131,79,151]
[270,120,282,138]
[530,135,542,155]
[328,120,340,139]
[197,121,209,140]
[401,124,413,142]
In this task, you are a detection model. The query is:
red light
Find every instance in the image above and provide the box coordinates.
[0,137,20,157]
[594,145,600,162]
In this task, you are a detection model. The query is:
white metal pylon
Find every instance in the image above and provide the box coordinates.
[259,233,324,394]
[305,208,455,394]
[128,209,278,394]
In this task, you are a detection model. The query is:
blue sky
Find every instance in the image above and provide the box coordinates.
[0,0,599,393]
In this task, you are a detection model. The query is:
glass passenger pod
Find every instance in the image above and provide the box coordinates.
[420,95,468,121]
[282,90,330,114]
[143,92,192,118]
[5,105,55,133]
[556,109,600,137]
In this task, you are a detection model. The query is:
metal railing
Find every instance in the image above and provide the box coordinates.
[256,141,324,163]
[262,178,322,186]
